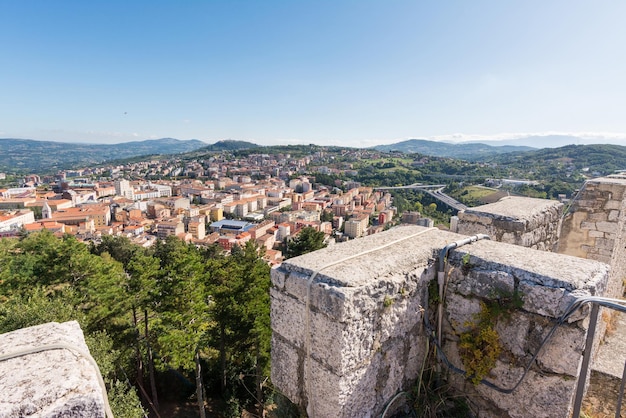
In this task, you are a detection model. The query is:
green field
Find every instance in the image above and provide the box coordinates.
[461,185,498,200]
[451,185,507,206]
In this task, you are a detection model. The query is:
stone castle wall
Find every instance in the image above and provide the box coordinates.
[271,226,609,418]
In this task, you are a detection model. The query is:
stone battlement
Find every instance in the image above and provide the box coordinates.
[453,196,563,251]
[271,226,609,417]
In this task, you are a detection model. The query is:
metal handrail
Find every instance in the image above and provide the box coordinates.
[571,297,626,418]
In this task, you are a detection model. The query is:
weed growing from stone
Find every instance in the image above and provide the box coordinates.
[428,279,439,306]
[459,316,502,385]
[459,289,523,385]
[461,252,472,275]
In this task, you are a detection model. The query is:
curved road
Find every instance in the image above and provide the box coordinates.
[374,184,468,211]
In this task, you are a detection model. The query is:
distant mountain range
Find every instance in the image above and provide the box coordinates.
[0,137,210,174]
[373,139,535,160]
[372,134,626,160]
[3,134,624,176]
[463,135,590,148]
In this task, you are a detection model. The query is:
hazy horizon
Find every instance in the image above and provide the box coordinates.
[3,132,626,149]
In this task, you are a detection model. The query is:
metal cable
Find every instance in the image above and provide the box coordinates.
[426,294,626,394]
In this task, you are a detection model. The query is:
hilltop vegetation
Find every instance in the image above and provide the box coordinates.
[199,139,259,152]
[486,144,626,175]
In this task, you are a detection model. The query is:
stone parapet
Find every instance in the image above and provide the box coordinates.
[0,321,107,418]
[455,196,563,251]
[271,226,609,418]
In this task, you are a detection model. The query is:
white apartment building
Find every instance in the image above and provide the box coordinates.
[0,210,35,232]
[134,190,161,201]
[114,180,135,200]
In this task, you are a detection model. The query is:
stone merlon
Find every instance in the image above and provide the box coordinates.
[455,196,563,251]
[0,321,109,418]
[271,225,609,418]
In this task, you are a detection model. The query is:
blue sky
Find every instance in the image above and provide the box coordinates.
[1,1,626,146]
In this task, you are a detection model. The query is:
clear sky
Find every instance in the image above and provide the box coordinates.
[2,1,626,146]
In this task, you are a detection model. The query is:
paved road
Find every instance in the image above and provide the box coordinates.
[374,184,468,211]
[425,188,468,211]
[373,183,445,190]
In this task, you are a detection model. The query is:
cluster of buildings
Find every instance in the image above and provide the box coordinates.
[0,150,433,263]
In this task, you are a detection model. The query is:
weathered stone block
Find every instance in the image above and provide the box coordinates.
[271,335,303,404]
[495,312,531,357]
[597,221,617,233]
[445,292,482,334]
[518,281,572,319]
[500,231,517,243]
[0,321,106,418]
[536,324,585,376]
[304,357,343,417]
[476,361,577,418]
[452,266,515,299]
[596,237,615,250]
[456,197,563,251]
[580,221,597,230]
[605,200,622,210]
[271,289,311,353]
[588,230,605,238]
[588,212,608,222]
[271,266,287,288]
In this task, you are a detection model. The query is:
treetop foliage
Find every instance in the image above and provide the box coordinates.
[0,230,274,417]
[285,226,327,259]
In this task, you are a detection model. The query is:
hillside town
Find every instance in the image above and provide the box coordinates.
[0,150,435,264]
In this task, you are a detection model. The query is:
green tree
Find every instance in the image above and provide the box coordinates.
[152,236,211,417]
[90,235,138,267]
[91,235,161,411]
[29,205,43,220]
[207,241,271,415]
[285,226,327,259]
[320,210,334,222]
[126,248,161,412]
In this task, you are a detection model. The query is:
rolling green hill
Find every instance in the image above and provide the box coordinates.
[198,139,259,152]
[487,144,626,176]
[0,137,209,174]
[374,139,535,160]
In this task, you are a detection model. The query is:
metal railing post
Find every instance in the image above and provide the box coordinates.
[572,303,600,418]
